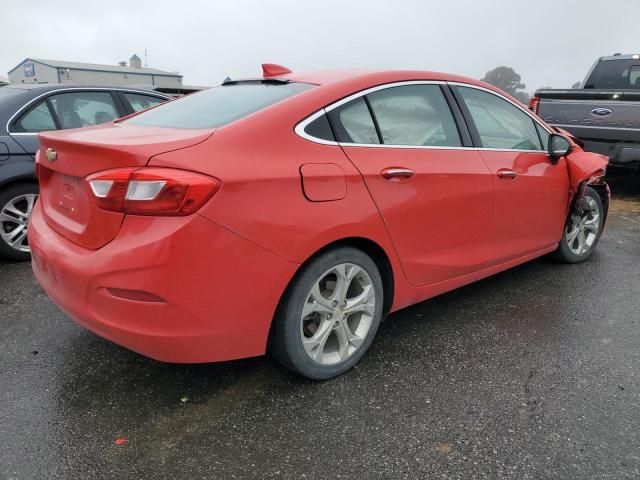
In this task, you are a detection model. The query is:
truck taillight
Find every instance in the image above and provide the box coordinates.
[86,167,221,216]
[529,96,540,114]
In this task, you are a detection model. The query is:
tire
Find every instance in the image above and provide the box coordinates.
[270,246,384,380]
[0,183,39,261]
[553,186,604,264]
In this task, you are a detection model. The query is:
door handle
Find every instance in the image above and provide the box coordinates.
[497,169,518,179]
[381,168,415,181]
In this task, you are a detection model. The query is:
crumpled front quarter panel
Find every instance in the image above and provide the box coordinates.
[566,151,609,192]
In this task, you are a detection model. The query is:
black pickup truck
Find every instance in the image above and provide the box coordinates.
[530,54,640,181]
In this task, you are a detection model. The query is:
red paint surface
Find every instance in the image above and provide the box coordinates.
[30,69,609,363]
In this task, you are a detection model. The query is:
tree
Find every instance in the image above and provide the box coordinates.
[481,66,527,97]
[571,81,581,89]
[512,91,530,104]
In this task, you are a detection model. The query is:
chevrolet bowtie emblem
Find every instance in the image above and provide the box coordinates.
[45,148,57,162]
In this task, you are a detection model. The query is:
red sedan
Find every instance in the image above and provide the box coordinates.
[29,65,609,379]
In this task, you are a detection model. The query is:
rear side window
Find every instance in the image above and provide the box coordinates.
[14,101,56,133]
[127,82,314,129]
[367,85,461,147]
[585,59,640,89]
[49,91,119,129]
[303,113,335,142]
[456,87,543,151]
[330,98,380,144]
[124,93,166,112]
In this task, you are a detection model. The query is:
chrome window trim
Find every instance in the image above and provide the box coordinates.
[6,87,171,136]
[447,81,553,135]
[551,123,640,132]
[295,79,552,153]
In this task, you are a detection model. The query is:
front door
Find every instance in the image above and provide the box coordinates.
[452,85,569,262]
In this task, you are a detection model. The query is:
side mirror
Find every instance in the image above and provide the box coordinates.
[548,134,572,164]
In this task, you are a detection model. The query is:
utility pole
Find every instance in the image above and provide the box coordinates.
[144,48,148,67]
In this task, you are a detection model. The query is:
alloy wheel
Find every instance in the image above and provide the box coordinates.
[300,263,376,366]
[0,193,38,253]
[565,196,600,256]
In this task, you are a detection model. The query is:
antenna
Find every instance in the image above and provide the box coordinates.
[144,48,148,67]
[262,63,292,77]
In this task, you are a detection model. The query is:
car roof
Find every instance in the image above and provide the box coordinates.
[601,53,640,61]
[274,69,485,88]
[1,83,171,96]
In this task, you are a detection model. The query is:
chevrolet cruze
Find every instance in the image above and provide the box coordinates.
[29,64,609,379]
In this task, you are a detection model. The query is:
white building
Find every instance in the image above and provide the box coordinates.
[8,55,182,88]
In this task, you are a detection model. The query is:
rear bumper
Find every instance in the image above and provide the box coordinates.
[29,203,298,363]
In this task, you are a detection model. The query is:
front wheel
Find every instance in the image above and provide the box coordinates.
[270,246,384,380]
[554,186,604,263]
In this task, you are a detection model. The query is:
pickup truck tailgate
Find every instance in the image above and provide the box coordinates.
[538,90,640,140]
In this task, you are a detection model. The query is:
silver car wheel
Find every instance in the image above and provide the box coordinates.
[565,196,600,256]
[300,263,376,366]
[0,193,38,253]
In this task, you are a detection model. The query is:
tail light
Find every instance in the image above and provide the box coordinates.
[86,167,221,216]
[529,96,540,114]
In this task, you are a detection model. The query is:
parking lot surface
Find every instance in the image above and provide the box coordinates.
[1,180,639,480]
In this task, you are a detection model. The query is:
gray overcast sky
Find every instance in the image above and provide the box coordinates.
[2,0,639,91]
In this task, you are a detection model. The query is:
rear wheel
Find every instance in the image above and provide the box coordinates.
[554,186,604,263]
[0,183,39,261]
[270,246,384,380]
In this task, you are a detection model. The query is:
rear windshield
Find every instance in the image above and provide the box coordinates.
[585,59,640,89]
[126,81,314,129]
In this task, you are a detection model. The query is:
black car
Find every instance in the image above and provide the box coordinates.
[0,84,171,260]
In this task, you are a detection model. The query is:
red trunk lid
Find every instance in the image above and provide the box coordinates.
[37,123,213,249]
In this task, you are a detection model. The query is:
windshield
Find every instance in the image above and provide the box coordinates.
[126,81,314,129]
[585,59,640,89]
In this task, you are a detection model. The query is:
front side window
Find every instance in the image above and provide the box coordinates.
[629,66,640,87]
[457,87,543,151]
[49,91,119,129]
[367,85,461,147]
[124,93,166,112]
[126,81,314,129]
[536,123,551,151]
[14,101,56,133]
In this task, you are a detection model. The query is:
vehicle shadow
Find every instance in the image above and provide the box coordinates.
[41,219,626,477]
[49,251,578,424]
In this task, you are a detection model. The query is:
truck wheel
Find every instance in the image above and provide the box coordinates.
[553,186,604,263]
[270,246,384,380]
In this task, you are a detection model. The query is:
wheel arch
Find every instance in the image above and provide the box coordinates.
[309,237,395,315]
[589,182,609,223]
[267,236,396,350]
[0,176,39,191]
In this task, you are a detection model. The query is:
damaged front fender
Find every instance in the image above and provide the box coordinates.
[564,150,610,221]
[565,151,609,194]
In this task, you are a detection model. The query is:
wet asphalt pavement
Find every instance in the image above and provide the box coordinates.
[1,179,639,480]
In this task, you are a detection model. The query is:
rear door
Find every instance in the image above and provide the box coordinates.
[8,98,59,155]
[119,91,168,114]
[452,84,569,262]
[9,89,126,156]
[329,83,495,287]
